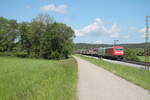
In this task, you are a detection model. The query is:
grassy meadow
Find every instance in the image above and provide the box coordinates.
[76,54,150,91]
[137,56,150,62]
[0,56,77,100]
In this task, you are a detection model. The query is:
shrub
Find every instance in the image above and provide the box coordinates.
[50,51,60,59]
[124,48,140,61]
[13,52,28,58]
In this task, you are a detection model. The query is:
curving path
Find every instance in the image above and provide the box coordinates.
[74,56,150,100]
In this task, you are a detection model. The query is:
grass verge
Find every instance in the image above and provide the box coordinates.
[76,54,150,91]
[0,56,77,100]
[137,56,150,62]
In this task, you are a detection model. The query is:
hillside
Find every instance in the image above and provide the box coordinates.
[75,43,150,50]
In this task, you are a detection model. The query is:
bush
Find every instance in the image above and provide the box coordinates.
[50,51,60,59]
[0,52,14,56]
[13,52,28,58]
[124,48,140,61]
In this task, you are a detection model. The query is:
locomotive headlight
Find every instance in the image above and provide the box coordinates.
[115,51,119,54]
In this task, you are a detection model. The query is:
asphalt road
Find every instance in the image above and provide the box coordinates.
[74,56,150,100]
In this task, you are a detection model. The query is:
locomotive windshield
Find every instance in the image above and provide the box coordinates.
[116,48,123,51]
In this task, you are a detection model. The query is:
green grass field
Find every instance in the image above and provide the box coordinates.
[0,56,77,100]
[76,54,150,91]
[137,56,150,62]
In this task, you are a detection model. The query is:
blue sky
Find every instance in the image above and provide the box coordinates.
[0,0,150,44]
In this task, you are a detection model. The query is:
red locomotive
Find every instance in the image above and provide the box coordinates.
[98,46,124,59]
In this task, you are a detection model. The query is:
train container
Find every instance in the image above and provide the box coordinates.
[98,48,105,57]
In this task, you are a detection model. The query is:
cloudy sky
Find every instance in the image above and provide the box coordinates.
[0,0,150,44]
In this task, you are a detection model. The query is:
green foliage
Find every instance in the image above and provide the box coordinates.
[0,17,18,52]
[13,51,28,58]
[39,23,75,59]
[137,56,150,62]
[124,48,140,61]
[50,51,60,59]
[0,56,77,100]
[18,22,31,54]
[0,14,75,59]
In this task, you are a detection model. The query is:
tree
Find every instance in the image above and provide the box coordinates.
[0,17,18,52]
[18,22,31,55]
[124,48,140,61]
[40,22,75,59]
[30,14,54,58]
[0,15,75,59]
[32,13,55,25]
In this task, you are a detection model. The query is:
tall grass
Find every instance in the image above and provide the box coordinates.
[76,54,150,91]
[0,56,77,100]
[137,56,150,62]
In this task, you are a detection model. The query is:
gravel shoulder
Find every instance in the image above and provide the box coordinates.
[74,56,150,100]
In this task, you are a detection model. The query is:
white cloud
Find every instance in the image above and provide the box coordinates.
[139,28,150,33]
[137,28,150,38]
[75,18,106,36]
[40,4,67,14]
[108,24,121,38]
[74,29,81,36]
[75,18,127,38]
[94,40,102,44]
[139,28,145,33]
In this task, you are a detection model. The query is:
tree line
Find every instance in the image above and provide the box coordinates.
[0,14,75,59]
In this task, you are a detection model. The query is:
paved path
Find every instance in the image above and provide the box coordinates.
[74,56,150,100]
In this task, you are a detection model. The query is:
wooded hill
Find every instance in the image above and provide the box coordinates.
[75,43,150,50]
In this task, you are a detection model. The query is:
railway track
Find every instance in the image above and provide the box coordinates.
[80,54,150,69]
[121,60,150,68]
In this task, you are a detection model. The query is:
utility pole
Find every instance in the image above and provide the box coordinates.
[145,16,150,70]
[114,40,119,46]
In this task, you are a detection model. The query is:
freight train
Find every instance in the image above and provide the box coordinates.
[77,46,124,60]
